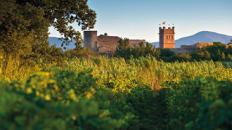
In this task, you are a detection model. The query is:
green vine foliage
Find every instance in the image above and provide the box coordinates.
[0,57,232,130]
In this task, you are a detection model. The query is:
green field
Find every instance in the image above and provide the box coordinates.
[0,57,232,130]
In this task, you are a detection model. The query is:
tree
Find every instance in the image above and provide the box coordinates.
[0,0,96,75]
[115,39,159,59]
[191,49,211,61]
[115,38,130,58]
[159,49,176,61]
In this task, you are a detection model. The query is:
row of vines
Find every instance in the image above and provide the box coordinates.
[0,57,232,130]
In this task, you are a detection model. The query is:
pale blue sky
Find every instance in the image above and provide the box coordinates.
[49,0,232,42]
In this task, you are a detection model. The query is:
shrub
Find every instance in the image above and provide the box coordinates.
[165,77,232,130]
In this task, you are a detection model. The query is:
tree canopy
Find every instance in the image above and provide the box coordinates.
[0,0,96,75]
[0,0,96,50]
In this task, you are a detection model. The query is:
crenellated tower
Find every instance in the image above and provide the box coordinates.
[159,26,175,48]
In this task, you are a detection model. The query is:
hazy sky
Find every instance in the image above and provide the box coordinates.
[49,0,232,42]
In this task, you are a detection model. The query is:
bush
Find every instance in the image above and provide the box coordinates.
[0,70,134,130]
[165,77,232,130]
[126,86,169,130]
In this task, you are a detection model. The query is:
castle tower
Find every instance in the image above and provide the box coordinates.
[159,26,175,48]
[83,31,98,51]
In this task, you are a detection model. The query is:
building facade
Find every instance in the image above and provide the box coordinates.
[159,26,175,48]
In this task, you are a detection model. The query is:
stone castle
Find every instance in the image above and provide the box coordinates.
[83,31,145,53]
[83,25,221,54]
[83,26,175,53]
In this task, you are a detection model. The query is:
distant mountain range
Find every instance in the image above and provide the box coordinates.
[49,31,232,49]
[48,37,76,50]
[154,31,232,48]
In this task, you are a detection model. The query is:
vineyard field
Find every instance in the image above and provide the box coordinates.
[0,57,232,130]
